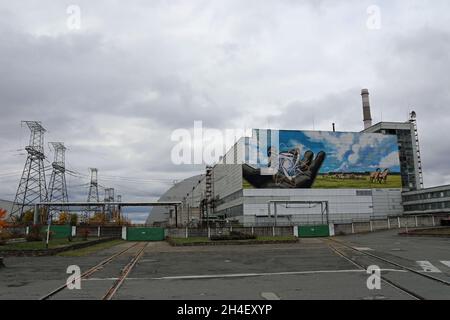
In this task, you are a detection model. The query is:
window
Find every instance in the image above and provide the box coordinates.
[356,190,372,196]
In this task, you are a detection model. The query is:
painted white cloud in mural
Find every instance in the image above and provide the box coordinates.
[303,131,354,161]
[379,151,401,169]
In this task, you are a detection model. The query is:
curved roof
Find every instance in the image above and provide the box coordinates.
[145,174,204,225]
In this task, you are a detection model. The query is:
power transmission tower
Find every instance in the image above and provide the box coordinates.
[104,188,115,221]
[47,142,69,219]
[11,121,48,221]
[83,168,99,223]
[116,194,122,222]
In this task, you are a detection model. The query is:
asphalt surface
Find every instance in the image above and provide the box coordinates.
[0,230,449,300]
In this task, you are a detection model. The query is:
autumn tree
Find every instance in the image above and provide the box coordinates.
[58,212,71,225]
[22,211,34,224]
[0,208,7,229]
[89,212,106,225]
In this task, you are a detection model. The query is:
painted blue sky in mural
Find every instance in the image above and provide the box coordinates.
[249,129,401,173]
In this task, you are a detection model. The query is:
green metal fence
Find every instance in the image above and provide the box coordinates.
[126,227,165,241]
[298,225,330,237]
[40,225,72,239]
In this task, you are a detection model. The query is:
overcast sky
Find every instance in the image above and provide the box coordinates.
[1,1,449,222]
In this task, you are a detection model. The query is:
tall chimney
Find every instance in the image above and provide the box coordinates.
[361,88,372,129]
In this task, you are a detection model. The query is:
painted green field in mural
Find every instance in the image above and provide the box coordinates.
[311,174,402,189]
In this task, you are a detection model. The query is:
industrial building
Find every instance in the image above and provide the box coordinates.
[146,175,204,226]
[402,185,450,215]
[147,89,428,227]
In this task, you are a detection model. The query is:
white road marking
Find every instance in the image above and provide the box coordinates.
[82,269,408,282]
[261,292,281,300]
[416,261,442,273]
[440,261,450,268]
[83,278,119,281]
[127,269,405,280]
[353,247,374,251]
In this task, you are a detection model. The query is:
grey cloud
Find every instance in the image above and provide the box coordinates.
[1,0,450,204]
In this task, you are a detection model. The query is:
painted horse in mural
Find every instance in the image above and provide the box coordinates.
[370,168,390,184]
[377,168,390,184]
[370,168,381,183]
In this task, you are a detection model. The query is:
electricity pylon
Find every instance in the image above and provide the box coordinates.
[104,188,115,221]
[11,121,48,221]
[83,168,99,223]
[47,142,69,220]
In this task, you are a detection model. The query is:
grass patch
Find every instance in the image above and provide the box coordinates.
[0,237,99,251]
[169,237,209,245]
[256,236,297,241]
[58,239,124,257]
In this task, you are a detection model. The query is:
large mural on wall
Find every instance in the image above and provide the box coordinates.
[242,129,401,189]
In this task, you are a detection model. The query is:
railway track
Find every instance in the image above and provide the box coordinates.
[40,242,148,300]
[326,238,450,300]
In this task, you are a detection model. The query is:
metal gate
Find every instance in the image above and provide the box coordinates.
[298,225,330,237]
[126,227,165,241]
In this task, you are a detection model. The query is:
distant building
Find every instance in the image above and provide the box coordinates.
[145,175,204,226]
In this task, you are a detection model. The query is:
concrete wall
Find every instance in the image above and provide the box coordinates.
[372,189,403,216]
[333,214,448,235]
[213,164,243,200]
[213,164,244,214]
[241,188,403,225]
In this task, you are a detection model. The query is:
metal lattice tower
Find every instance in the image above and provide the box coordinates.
[409,111,424,189]
[83,168,100,222]
[115,194,122,222]
[47,142,69,218]
[11,121,48,221]
[104,188,115,221]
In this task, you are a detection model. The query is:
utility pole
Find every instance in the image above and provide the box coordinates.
[12,121,48,222]
[47,142,69,221]
[84,168,99,223]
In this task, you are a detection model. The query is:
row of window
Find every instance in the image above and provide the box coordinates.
[403,190,450,202]
[404,201,450,212]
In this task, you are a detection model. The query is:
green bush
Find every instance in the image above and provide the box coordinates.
[210,231,256,241]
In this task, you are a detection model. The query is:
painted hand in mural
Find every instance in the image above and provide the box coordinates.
[243,150,326,189]
[277,150,326,188]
